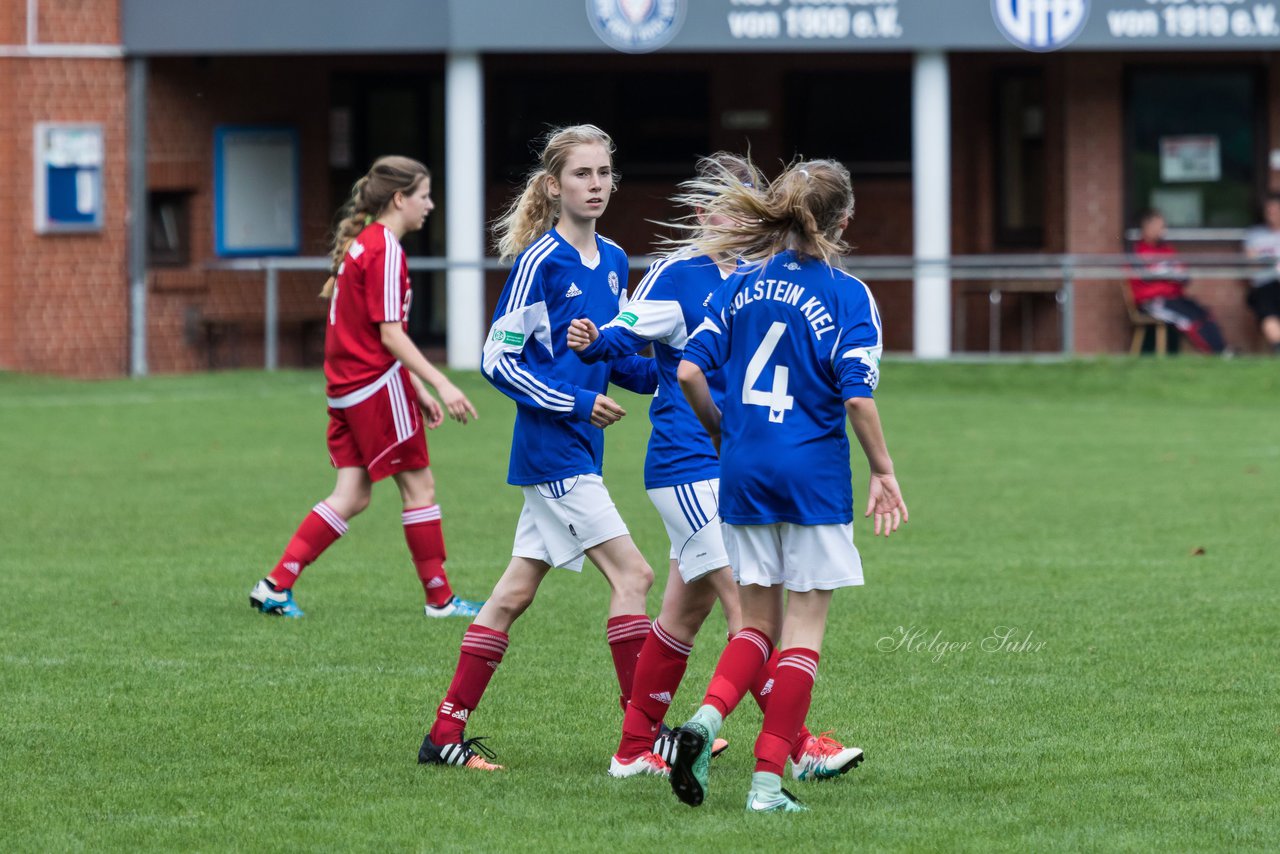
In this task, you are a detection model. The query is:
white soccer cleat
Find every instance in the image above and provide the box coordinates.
[791,733,864,781]
[609,751,671,779]
[746,787,809,813]
[424,596,483,619]
[249,578,304,618]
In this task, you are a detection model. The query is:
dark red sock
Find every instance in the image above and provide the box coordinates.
[749,646,815,758]
[616,620,691,759]
[607,615,651,710]
[402,505,453,607]
[703,627,772,718]
[266,502,347,590]
[428,624,509,745]
[754,648,820,775]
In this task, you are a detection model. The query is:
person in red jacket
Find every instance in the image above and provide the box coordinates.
[1127,209,1227,354]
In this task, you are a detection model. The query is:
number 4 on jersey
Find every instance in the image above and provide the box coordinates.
[742,321,794,423]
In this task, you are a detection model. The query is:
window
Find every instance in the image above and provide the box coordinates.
[784,70,912,174]
[147,191,191,268]
[995,71,1045,247]
[487,71,711,181]
[1127,69,1259,229]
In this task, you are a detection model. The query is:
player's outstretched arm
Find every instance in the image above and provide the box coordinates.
[845,397,908,537]
[677,359,722,451]
[380,323,477,424]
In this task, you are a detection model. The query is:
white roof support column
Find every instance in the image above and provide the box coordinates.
[128,56,149,377]
[445,51,484,370]
[912,49,951,358]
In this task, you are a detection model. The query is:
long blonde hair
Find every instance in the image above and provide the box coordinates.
[665,158,853,265]
[492,124,619,263]
[321,156,430,298]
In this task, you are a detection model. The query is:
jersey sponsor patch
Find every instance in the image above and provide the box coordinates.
[348,241,365,259]
[617,311,639,327]
[492,329,525,347]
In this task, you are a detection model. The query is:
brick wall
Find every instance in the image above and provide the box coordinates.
[143,56,335,373]
[1,0,127,376]
[0,60,13,370]
[2,61,129,376]
[38,0,120,43]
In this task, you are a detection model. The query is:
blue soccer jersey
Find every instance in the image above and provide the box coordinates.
[576,252,728,489]
[682,250,883,525]
[482,230,657,485]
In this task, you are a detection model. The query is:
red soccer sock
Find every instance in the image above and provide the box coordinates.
[403,505,454,607]
[429,624,509,745]
[703,627,773,719]
[616,620,691,759]
[754,648,820,776]
[607,615,651,710]
[266,502,347,590]
[749,646,815,758]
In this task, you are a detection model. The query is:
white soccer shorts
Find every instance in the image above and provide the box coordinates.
[511,474,630,572]
[723,522,864,592]
[646,479,730,583]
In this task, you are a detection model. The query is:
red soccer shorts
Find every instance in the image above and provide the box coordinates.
[326,367,429,482]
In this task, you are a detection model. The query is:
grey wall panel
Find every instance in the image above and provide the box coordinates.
[124,0,450,54]
[124,0,1280,55]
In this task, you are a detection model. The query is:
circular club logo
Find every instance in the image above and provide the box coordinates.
[588,0,685,54]
[608,271,620,296]
[992,0,1089,52]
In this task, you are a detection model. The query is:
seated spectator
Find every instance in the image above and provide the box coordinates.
[1127,209,1228,355]
[1243,195,1280,354]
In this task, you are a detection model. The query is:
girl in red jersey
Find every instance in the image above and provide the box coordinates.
[249,156,481,619]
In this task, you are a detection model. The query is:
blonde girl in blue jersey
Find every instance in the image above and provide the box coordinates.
[569,153,864,782]
[666,158,908,813]
[417,125,658,771]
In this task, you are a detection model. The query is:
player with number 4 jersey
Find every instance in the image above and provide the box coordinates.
[667,157,908,814]
[569,153,865,783]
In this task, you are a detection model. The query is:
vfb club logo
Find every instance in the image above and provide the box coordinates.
[588,0,685,54]
[992,0,1090,52]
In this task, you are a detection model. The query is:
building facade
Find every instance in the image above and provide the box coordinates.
[4,0,1279,376]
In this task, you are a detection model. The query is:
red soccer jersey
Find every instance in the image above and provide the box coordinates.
[1128,240,1187,304]
[324,224,411,400]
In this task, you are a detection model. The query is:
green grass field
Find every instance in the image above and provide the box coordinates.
[1,360,1277,852]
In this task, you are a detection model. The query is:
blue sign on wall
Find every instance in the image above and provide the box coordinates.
[35,123,104,234]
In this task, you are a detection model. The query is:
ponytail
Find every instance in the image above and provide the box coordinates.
[322,158,429,298]
[493,169,558,263]
[661,158,853,266]
[492,124,618,263]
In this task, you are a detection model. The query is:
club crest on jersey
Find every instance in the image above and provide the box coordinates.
[991,0,1089,52]
[608,271,620,296]
[587,0,685,54]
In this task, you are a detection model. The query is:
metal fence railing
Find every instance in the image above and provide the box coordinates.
[208,253,1276,369]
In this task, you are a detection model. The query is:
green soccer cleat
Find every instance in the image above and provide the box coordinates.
[746,787,809,813]
[669,721,714,807]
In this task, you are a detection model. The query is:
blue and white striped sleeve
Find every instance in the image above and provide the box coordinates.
[482,236,597,421]
[578,257,685,364]
[832,278,883,399]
